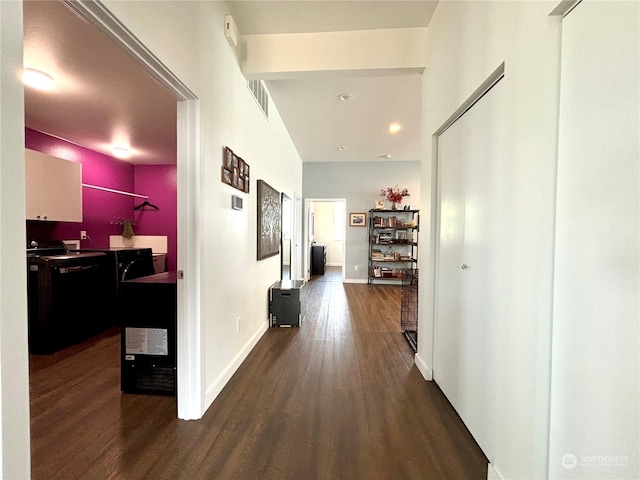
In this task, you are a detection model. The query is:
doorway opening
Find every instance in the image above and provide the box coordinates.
[23,0,202,427]
[304,198,347,282]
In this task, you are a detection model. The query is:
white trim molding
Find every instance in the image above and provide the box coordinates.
[204,322,269,411]
[487,462,503,480]
[414,353,433,381]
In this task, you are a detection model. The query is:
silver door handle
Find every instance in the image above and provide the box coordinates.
[461,264,468,269]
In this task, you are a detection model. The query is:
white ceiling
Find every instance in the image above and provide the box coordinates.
[23,1,437,166]
[230,0,437,163]
[23,0,177,165]
[226,1,437,34]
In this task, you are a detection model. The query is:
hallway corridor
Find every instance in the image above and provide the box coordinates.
[30,271,486,479]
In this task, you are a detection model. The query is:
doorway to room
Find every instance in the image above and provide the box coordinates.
[23,0,201,429]
[305,199,346,282]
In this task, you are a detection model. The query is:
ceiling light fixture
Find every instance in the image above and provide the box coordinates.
[112,147,130,159]
[337,146,346,151]
[22,68,55,91]
[337,93,353,102]
[388,123,402,134]
[377,154,392,159]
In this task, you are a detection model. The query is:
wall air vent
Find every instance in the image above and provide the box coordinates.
[247,80,269,119]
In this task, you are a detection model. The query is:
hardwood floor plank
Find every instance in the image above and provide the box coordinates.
[30,267,487,479]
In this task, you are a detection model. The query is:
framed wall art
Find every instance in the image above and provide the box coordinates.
[221,166,232,186]
[257,179,281,260]
[222,146,251,194]
[349,212,366,227]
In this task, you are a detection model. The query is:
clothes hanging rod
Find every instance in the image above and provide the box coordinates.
[82,183,148,200]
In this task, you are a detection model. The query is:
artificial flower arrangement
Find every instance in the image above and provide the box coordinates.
[380,185,410,209]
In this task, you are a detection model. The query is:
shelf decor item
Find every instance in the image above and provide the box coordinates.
[349,212,366,227]
[380,185,410,210]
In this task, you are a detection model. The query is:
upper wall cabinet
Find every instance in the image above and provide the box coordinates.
[25,149,82,222]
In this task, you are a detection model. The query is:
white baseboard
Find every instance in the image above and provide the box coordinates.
[414,352,433,380]
[487,462,503,480]
[343,278,368,284]
[326,262,342,267]
[203,321,268,412]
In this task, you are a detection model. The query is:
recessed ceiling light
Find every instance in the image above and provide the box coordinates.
[22,68,55,91]
[377,154,392,159]
[112,147,130,159]
[337,146,346,151]
[388,123,402,134]
[337,93,353,102]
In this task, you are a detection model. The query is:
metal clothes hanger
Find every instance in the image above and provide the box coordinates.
[134,200,159,211]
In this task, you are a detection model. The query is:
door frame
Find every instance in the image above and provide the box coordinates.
[64,1,203,420]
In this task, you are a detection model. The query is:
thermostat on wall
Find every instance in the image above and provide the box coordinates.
[232,195,243,210]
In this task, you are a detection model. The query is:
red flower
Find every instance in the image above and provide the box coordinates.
[380,186,410,204]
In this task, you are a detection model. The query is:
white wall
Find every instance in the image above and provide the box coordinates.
[549,2,639,478]
[0,1,31,477]
[304,161,420,282]
[419,2,562,478]
[420,1,639,479]
[102,1,303,412]
[311,201,343,266]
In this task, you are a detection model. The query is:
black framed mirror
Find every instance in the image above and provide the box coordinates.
[281,193,292,280]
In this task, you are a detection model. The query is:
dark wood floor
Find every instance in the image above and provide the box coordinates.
[30,267,487,479]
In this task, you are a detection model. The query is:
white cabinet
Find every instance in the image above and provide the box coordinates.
[25,148,82,222]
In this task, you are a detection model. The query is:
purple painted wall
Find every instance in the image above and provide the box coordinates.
[133,165,177,271]
[25,129,177,271]
[26,128,134,248]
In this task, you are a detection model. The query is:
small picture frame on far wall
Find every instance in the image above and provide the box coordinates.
[349,212,366,227]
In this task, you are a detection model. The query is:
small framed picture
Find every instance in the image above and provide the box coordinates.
[224,147,234,169]
[232,154,239,169]
[244,176,250,193]
[375,200,384,209]
[237,176,245,192]
[244,163,250,177]
[239,158,246,176]
[232,168,239,188]
[349,212,366,227]
[221,166,232,185]
[395,230,407,240]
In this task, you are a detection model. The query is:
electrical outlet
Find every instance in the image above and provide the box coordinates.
[80,230,87,240]
[354,265,358,271]
[236,317,242,332]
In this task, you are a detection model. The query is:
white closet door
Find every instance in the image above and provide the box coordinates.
[435,81,506,460]
[549,1,639,478]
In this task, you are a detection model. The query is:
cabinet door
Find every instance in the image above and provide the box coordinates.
[41,154,82,222]
[25,150,43,220]
[25,149,82,222]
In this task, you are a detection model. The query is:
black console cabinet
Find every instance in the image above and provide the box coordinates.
[269,280,305,327]
[121,272,177,395]
[311,244,326,276]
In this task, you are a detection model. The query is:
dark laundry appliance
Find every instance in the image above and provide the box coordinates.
[27,243,113,354]
[70,248,155,323]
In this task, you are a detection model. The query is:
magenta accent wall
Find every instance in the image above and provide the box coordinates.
[133,165,177,271]
[26,128,134,248]
[25,130,177,271]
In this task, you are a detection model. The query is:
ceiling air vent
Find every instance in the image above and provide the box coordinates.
[247,80,269,119]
